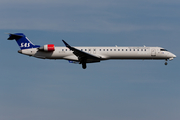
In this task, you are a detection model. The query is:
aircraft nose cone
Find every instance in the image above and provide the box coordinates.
[173,54,176,58]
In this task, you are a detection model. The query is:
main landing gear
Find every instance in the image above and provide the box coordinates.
[79,57,87,69]
[82,62,87,69]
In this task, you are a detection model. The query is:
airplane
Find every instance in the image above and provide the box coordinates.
[7,33,176,69]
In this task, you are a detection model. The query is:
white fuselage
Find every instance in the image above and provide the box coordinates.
[19,46,176,62]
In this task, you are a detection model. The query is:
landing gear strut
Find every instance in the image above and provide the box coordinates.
[82,62,87,69]
[79,57,87,69]
[165,59,168,65]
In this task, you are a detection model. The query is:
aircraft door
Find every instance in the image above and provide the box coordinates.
[151,49,156,56]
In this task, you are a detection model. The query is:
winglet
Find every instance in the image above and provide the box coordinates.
[62,40,72,49]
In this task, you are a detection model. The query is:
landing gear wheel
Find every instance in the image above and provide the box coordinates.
[82,62,87,69]
[165,62,168,65]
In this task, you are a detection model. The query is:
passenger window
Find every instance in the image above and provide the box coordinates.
[99,49,101,51]
[107,49,108,51]
[122,49,124,51]
[114,49,116,51]
[118,49,120,51]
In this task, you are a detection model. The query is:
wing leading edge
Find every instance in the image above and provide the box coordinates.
[62,40,100,69]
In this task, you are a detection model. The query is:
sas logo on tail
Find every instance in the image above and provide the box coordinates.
[21,43,30,48]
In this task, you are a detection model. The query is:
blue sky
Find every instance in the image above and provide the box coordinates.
[0,0,180,120]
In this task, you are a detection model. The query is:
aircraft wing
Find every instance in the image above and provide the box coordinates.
[62,40,100,63]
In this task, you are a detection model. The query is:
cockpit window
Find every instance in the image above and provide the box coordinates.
[160,49,168,51]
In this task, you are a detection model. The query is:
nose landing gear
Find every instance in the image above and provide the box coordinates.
[165,59,168,65]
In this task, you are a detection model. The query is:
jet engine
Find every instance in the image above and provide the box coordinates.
[39,44,55,51]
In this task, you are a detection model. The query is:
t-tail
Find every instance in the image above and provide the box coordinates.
[7,33,40,49]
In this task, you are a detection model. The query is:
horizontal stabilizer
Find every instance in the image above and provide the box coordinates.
[7,34,23,40]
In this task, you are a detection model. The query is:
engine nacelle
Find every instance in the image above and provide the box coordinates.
[39,44,55,51]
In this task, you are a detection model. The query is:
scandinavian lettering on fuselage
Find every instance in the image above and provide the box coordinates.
[7,33,176,69]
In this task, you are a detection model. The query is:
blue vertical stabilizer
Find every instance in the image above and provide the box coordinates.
[8,33,40,49]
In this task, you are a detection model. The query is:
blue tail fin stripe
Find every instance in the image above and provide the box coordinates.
[9,33,40,50]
